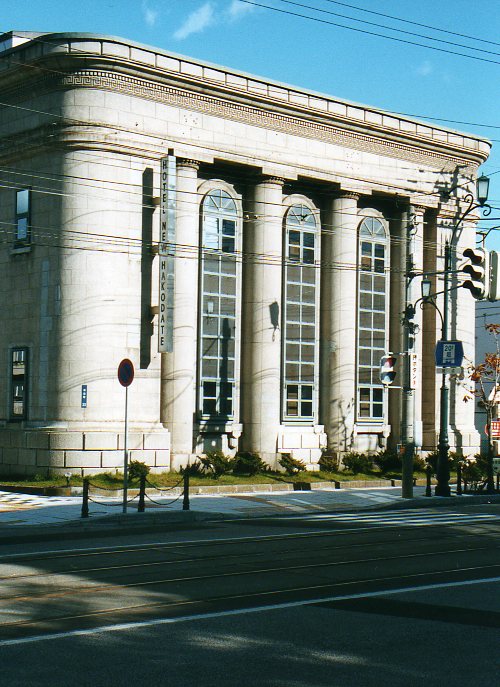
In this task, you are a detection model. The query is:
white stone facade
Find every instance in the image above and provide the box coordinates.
[0,31,490,476]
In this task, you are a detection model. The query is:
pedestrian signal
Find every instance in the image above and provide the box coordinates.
[379,354,397,386]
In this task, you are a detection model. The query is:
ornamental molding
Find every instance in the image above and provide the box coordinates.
[337,191,360,201]
[28,69,482,171]
[177,158,200,170]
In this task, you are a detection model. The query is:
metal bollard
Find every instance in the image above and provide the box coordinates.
[183,470,190,511]
[456,462,462,496]
[425,465,432,497]
[138,474,146,512]
[81,478,89,518]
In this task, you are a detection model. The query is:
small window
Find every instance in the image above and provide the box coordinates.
[10,348,28,420]
[15,189,31,246]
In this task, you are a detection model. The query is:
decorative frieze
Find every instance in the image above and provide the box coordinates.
[0,67,482,171]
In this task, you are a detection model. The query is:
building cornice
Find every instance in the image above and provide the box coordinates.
[0,32,490,170]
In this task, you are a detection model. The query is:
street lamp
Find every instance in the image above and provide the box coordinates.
[432,178,491,496]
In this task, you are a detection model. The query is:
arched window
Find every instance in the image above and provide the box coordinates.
[283,203,319,421]
[357,216,389,421]
[199,189,239,419]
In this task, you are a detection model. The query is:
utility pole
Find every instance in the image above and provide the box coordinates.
[401,208,416,499]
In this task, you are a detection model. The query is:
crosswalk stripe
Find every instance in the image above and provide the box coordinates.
[301,511,499,526]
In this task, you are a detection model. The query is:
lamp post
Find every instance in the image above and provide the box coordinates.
[433,175,490,496]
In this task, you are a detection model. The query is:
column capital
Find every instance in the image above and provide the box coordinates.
[260,175,285,186]
[409,204,427,216]
[177,158,200,170]
[337,191,360,201]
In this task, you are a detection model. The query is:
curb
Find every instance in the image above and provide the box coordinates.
[0,478,431,498]
[0,493,498,546]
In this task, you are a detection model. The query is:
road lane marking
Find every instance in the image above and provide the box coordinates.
[0,575,498,647]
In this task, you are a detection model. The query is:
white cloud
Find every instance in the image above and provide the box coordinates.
[227,0,255,20]
[142,1,159,28]
[416,61,433,77]
[174,2,215,40]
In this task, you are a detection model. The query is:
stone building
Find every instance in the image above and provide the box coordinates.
[0,31,490,475]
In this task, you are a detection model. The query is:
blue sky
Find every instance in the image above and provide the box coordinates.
[3,0,500,247]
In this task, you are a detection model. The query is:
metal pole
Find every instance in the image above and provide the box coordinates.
[436,240,451,496]
[81,478,89,518]
[183,469,190,511]
[401,209,414,499]
[138,474,146,512]
[122,385,129,513]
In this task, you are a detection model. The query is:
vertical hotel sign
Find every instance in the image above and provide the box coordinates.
[158,155,176,352]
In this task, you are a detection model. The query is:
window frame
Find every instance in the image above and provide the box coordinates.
[197,184,242,424]
[356,214,389,424]
[10,347,29,421]
[14,188,31,247]
[281,199,320,425]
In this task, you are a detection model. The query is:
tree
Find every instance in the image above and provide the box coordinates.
[465,322,500,493]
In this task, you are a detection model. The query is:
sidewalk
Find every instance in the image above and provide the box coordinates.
[0,482,498,545]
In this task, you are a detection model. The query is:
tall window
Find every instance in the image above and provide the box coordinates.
[10,348,28,420]
[283,204,318,421]
[199,189,239,419]
[15,189,31,246]
[357,216,388,421]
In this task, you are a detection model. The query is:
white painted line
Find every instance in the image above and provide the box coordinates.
[1,575,498,647]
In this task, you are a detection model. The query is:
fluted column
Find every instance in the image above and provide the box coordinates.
[160,159,200,464]
[321,192,359,452]
[241,177,284,463]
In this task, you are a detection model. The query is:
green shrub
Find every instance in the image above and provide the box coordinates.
[128,460,150,481]
[425,450,457,473]
[462,461,483,484]
[318,451,340,473]
[232,452,267,476]
[373,450,401,473]
[412,453,427,472]
[200,451,234,479]
[278,454,306,475]
[342,452,374,474]
[180,461,204,477]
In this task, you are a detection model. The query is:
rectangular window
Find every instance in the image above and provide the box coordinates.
[283,208,318,423]
[199,202,239,420]
[15,189,31,246]
[10,348,28,420]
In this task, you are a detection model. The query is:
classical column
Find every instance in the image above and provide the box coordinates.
[388,208,408,450]
[321,192,359,452]
[241,177,284,464]
[421,210,438,450]
[160,159,200,465]
[409,206,426,448]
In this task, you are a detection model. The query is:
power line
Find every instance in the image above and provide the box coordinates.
[321,0,500,49]
[278,0,500,59]
[239,0,500,66]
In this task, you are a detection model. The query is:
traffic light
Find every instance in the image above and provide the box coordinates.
[379,353,397,385]
[488,250,499,301]
[462,246,489,299]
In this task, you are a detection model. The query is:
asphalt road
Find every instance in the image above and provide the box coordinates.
[0,504,499,686]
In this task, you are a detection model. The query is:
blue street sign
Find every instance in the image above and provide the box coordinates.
[81,384,88,408]
[435,340,464,367]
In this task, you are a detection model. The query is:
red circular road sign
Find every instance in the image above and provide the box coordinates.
[117,359,134,387]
